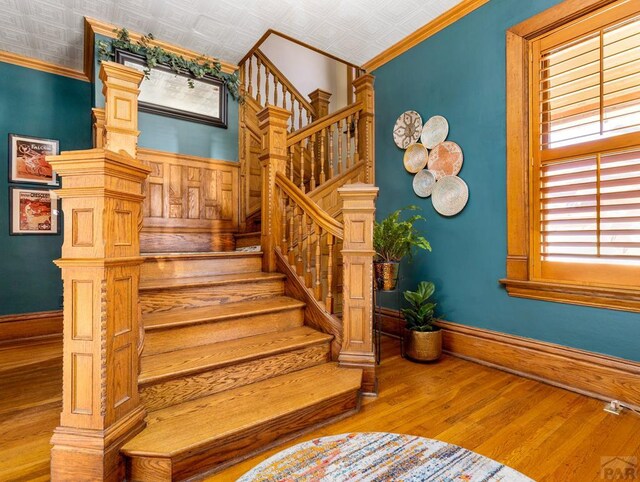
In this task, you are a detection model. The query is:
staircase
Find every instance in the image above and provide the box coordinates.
[121,251,362,480]
[50,52,376,481]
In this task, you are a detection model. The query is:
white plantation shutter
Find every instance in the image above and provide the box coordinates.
[533,2,640,278]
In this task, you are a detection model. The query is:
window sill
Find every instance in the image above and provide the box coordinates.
[499,278,640,313]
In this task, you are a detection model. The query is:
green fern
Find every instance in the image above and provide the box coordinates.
[373,206,431,262]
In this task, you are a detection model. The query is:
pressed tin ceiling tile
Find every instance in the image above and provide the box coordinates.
[1,0,463,70]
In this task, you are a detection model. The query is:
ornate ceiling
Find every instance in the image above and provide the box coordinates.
[1,0,463,70]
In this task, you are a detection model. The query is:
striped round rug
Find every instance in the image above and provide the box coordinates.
[238,432,533,481]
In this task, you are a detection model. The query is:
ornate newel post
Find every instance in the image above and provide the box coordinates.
[309,88,332,120]
[48,61,151,481]
[338,184,379,394]
[259,105,291,272]
[353,74,375,184]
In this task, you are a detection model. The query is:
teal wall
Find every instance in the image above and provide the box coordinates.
[374,0,640,362]
[93,34,239,161]
[0,62,92,315]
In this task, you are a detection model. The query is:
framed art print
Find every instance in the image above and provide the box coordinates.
[8,134,59,185]
[10,187,59,235]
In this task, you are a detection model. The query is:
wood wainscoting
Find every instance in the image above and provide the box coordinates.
[138,148,240,253]
[0,310,63,345]
[377,309,640,409]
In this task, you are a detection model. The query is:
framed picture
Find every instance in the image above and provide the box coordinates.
[8,134,59,185]
[9,187,60,235]
[115,49,228,128]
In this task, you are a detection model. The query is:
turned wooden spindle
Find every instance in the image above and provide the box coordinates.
[298,104,303,130]
[305,215,313,287]
[354,111,360,163]
[337,122,343,174]
[346,116,352,169]
[288,203,296,266]
[280,190,288,253]
[319,128,326,184]
[289,146,294,183]
[256,57,262,105]
[297,209,304,274]
[248,57,253,96]
[326,233,335,312]
[265,67,270,105]
[309,134,316,191]
[282,84,287,111]
[274,77,278,106]
[290,96,295,132]
[315,227,322,300]
[328,128,335,179]
[299,143,305,193]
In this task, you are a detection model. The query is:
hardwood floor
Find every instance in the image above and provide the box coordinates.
[1,336,639,481]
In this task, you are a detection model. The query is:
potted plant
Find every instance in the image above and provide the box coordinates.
[401,281,442,361]
[373,206,431,290]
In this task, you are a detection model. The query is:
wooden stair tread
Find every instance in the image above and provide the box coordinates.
[139,326,332,384]
[143,251,262,261]
[140,272,285,291]
[142,296,305,330]
[122,363,362,457]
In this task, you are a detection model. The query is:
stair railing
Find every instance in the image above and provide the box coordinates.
[242,49,316,132]
[285,74,375,195]
[259,104,378,394]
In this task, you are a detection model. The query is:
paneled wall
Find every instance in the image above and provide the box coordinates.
[138,148,239,252]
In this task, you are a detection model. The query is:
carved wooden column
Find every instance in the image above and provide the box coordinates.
[309,88,331,120]
[48,61,150,482]
[353,74,375,184]
[92,107,106,148]
[338,183,378,395]
[259,105,291,272]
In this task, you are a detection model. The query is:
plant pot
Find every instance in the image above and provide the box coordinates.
[374,261,400,291]
[405,328,442,362]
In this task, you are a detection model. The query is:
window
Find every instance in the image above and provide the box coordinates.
[503,0,640,312]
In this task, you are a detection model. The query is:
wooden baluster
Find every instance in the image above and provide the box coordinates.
[280,189,288,254]
[309,133,316,191]
[328,125,334,180]
[282,84,288,111]
[297,209,304,274]
[288,203,296,266]
[307,111,312,126]
[299,142,305,193]
[290,96,295,132]
[289,145,294,183]
[315,226,322,300]
[326,233,335,312]
[298,103,303,130]
[274,77,278,106]
[319,127,326,185]
[248,57,253,96]
[305,214,313,287]
[265,67,270,105]
[337,121,343,175]
[354,111,360,163]
[256,57,262,105]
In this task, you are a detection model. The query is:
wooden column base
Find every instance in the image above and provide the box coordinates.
[339,353,377,395]
[50,406,146,482]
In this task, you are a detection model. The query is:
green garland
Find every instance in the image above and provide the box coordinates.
[97,28,242,101]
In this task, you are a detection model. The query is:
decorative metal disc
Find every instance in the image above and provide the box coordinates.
[432,176,469,216]
[412,169,437,198]
[421,115,449,149]
[393,110,423,149]
[403,143,429,173]
[427,141,463,180]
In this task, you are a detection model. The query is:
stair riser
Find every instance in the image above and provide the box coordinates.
[140,280,285,314]
[142,255,262,281]
[234,234,261,249]
[127,390,360,481]
[143,308,305,356]
[140,344,330,411]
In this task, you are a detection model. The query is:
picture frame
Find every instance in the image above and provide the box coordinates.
[115,49,228,128]
[8,134,59,185]
[9,186,60,235]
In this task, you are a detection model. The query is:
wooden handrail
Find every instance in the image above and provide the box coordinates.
[254,49,316,117]
[288,102,363,146]
[275,171,343,239]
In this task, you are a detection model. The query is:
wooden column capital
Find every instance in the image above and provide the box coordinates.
[100,61,144,159]
[308,88,332,119]
[337,183,379,394]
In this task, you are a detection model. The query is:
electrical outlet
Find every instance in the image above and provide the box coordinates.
[604,400,622,415]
